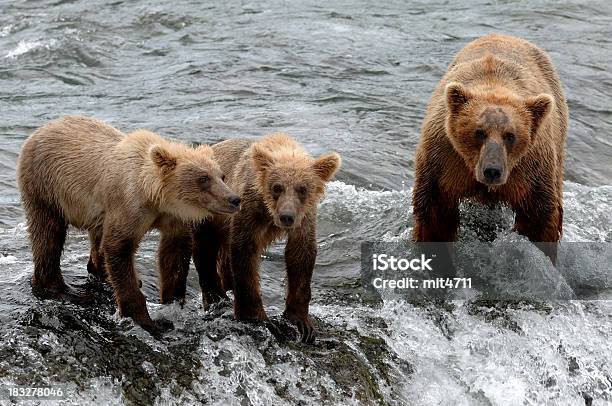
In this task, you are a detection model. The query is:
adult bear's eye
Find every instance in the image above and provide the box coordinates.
[504,132,516,146]
[474,129,486,141]
[272,183,284,195]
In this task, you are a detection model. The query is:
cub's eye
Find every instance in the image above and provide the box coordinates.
[504,132,516,145]
[295,185,307,197]
[221,174,226,182]
[474,129,486,141]
[272,184,284,195]
[199,175,210,185]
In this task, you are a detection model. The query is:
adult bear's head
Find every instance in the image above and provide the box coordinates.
[444,81,553,186]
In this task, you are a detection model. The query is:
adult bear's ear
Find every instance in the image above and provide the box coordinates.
[150,145,177,172]
[313,153,341,182]
[252,144,274,172]
[445,82,472,113]
[525,93,554,137]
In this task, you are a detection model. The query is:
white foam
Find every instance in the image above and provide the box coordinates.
[0,25,12,37]
[0,254,17,264]
[324,180,408,209]
[5,39,56,58]
[315,298,612,405]
[322,180,611,243]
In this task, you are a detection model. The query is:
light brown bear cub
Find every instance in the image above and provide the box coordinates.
[413,34,568,263]
[175,134,340,343]
[17,116,240,334]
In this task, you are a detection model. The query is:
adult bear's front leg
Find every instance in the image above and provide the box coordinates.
[412,176,460,242]
[514,197,562,265]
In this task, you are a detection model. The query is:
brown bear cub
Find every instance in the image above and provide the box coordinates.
[17,116,240,334]
[177,134,340,343]
[413,34,568,263]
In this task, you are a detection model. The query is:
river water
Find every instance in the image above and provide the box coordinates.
[0,0,611,405]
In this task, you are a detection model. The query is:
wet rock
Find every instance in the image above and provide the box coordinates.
[1,294,202,406]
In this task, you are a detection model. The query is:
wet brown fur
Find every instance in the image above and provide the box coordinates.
[17,116,238,332]
[413,34,568,262]
[173,133,340,342]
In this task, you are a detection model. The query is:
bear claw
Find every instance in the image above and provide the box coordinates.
[32,282,95,306]
[282,312,317,344]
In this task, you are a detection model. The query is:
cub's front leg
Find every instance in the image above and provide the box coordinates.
[102,212,171,335]
[158,219,192,305]
[283,212,317,343]
[192,220,229,309]
[230,213,268,322]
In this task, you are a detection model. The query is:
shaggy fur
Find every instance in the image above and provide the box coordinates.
[174,133,340,343]
[413,34,568,263]
[17,116,239,333]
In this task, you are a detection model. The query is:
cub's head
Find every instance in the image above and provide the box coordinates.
[149,143,241,221]
[444,82,554,186]
[251,136,341,229]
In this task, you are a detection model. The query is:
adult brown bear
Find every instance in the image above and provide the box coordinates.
[17,116,240,334]
[413,34,568,263]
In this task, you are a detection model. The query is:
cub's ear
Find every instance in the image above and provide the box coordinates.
[195,144,215,160]
[252,145,274,172]
[525,93,554,135]
[313,153,341,182]
[196,144,213,155]
[445,82,472,113]
[150,145,177,171]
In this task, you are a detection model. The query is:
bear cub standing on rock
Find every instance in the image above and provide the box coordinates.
[17,116,240,334]
[413,34,568,263]
[175,134,340,343]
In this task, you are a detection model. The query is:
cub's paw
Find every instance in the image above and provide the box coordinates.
[234,305,268,323]
[235,306,293,340]
[202,290,230,311]
[141,318,174,338]
[32,282,95,306]
[265,316,299,342]
[204,299,233,321]
[264,318,289,342]
[283,312,317,344]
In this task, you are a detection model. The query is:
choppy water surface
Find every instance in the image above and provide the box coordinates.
[0,0,611,405]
